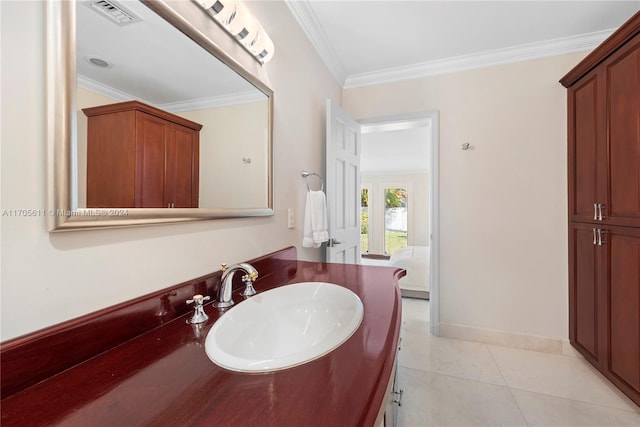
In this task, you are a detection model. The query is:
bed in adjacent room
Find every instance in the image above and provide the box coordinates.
[388,246,430,299]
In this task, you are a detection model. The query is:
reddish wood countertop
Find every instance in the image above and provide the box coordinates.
[1,249,403,427]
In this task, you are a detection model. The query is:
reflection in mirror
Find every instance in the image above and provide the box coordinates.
[75,0,270,209]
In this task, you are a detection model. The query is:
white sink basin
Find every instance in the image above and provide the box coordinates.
[204,281,364,372]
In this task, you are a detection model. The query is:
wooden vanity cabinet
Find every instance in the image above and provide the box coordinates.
[383,347,402,427]
[83,100,202,208]
[562,11,640,406]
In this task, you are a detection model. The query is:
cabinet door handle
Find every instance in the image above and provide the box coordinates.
[593,228,598,245]
[597,229,606,246]
[594,203,599,220]
[598,204,605,221]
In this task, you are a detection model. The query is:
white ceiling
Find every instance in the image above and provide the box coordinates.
[77,0,262,109]
[286,0,640,87]
[361,125,432,174]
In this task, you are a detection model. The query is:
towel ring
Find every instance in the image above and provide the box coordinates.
[301,171,324,191]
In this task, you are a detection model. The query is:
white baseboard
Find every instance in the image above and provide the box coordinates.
[438,323,580,356]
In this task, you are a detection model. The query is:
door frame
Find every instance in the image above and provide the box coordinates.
[358,110,440,335]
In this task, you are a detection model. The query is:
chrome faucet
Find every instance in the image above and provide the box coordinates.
[214,263,258,309]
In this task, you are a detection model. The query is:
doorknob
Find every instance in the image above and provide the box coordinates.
[328,238,342,247]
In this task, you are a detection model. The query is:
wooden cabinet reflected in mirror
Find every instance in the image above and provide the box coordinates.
[83,100,201,209]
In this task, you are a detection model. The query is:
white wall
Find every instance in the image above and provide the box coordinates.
[344,53,586,341]
[0,0,340,340]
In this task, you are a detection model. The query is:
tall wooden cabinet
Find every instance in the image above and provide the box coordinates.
[561,11,640,407]
[83,100,202,208]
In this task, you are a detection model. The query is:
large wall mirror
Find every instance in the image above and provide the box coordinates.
[47,0,274,231]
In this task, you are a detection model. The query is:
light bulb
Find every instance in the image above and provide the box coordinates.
[205,0,237,25]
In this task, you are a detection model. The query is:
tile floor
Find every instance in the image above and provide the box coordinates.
[397,297,640,427]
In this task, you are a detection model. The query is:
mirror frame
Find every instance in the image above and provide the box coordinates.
[46,0,274,232]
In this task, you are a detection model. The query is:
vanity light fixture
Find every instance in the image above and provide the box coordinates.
[193,0,275,63]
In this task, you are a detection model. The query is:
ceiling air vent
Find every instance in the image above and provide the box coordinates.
[86,0,142,26]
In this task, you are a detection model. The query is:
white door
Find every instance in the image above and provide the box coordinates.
[325,100,361,263]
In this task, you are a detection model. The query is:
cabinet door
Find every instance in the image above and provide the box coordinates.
[136,112,167,208]
[86,110,137,208]
[569,222,605,365]
[603,226,640,402]
[165,124,199,208]
[567,71,606,223]
[603,34,640,227]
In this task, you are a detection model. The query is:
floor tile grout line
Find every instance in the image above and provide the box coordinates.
[398,361,640,426]
[485,343,531,427]
[397,365,533,426]
[484,344,640,414]
[504,386,640,417]
[398,364,512,390]
[399,298,640,424]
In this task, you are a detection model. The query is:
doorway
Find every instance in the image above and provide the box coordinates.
[358,111,440,335]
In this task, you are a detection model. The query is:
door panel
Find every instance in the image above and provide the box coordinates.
[86,110,136,208]
[136,112,166,208]
[569,74,602,223]
[569,223,600,362]
[605,227,640,395]
[605,36,640,227]
[167,125,199,208]
[346,162,359,231]
[326,100,361,263]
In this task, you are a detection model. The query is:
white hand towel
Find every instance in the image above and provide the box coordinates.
[302,190,329,248]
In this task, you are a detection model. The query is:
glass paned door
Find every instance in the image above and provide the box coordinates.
[361,187,369,253]
[384,188,407,254]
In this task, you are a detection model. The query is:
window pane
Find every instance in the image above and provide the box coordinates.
[361,188,369,253]
[384,188,407,255]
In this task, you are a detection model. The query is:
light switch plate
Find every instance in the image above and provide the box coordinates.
[287,208,295,229]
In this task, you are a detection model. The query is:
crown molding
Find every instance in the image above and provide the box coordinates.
[77,75,263,112]
[284,0,347,86]
[284,0,614,89]
[344,29,614,89]
[77,75,148,103]
[160,90,266,113]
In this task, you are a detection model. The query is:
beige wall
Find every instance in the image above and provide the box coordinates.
[181,101,269,208]
[0,0,340,340]
[344,53,586,340]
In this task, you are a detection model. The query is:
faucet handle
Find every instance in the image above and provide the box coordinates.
[186,294,210,305]
[186,294,210,324]
[241,271,258,297]
[221,263,228,272]
[244,271,258,282]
